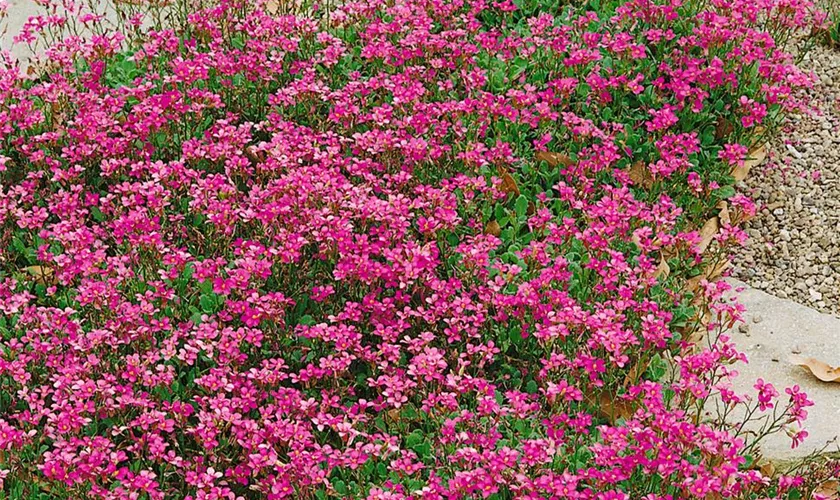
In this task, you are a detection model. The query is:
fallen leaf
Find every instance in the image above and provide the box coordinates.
[759,462,776,478]
[586,389,635,425]
[485,220,502,237]
[654,255,670,280]
[660,244,677,260]
[683,274,705,294]
[751,126,767,149]
[499,173,520,197]
[704,258,731,282]
[715,117,735,140]
[622,358,650,388]
[815,480,840,499]
[687,329,705,345]
[686,309,714,344]
[716,201,731,226]
[535,151,574,167]
[696,216,720,254]
[681,257,729,297]
[244,146,265,164]
[628,161,654,189]
[23,265,57,286]
[790,355,840,383]
[698,308,713,327]
[731,144,767,182]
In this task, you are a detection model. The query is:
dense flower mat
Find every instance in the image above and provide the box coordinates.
[0,0,837,498]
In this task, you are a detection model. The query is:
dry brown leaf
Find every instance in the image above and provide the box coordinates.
[23,265,57,286]
[681,258,729,297]
[622,358,650,388]
[244,146,264,164]
[696,217,720,254]
[731,144,767,182]
[660,244,677,260]
[751,126,767,149]
[759,462,776,478]
[704,258,731,282]
[699,308,713,327]
[628,161,654,189]
[687,329,705,345]
[484,220,502,237]
[535,151,574,167]
[716,201,731,226]
[654,255,670,280]
[686,309,714,344]
[586,390,635,425]
[526,201,536,216]
[683,274,705,294]
[815,480,840,499]
[715,117,735,140]
[790,355,840,383]
[499,173,520,197]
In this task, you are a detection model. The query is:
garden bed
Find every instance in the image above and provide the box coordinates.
[0,0,838,498]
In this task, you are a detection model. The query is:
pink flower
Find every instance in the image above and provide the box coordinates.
[754,378,779,411]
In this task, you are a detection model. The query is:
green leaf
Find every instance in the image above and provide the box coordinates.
[414,441,431,459]
[646,354,667,381]
[494,203,506,221]
[701,127,715,146]
[525,380,538,394]
[515,195,529,219]
[90,206,105,222]
[182,263,195,280]
[199,294,217,313]
[406,429,424,448]
[189,307,203,325]
[716,185,736,200]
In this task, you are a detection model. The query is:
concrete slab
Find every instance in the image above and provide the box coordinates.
[724,279,840,463]
[1,0,42,64]
[2,0,134,68]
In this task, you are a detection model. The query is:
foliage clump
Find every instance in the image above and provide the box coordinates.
[0,0,837,498]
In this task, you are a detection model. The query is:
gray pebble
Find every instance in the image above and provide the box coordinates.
[733,44,840,316]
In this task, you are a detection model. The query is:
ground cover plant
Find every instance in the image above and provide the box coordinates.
[1,0,839,498]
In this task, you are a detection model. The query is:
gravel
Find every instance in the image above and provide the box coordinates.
[732,44,840,316]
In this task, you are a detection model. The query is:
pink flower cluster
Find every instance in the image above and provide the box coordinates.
[0,0,830,498]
